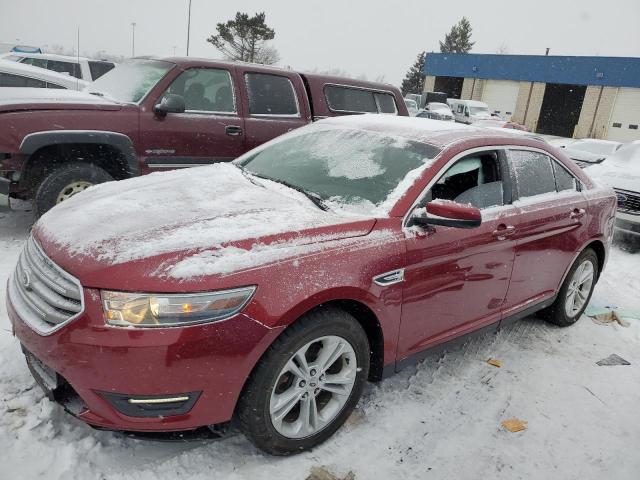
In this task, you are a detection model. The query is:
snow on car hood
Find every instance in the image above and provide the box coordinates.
[0,87,119,112]
[34,163,375,278]
[587,142,640,192]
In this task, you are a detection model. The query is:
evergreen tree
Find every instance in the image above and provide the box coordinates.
[439,17,475,54]
[207,12,280,65]
[401,51,426,95]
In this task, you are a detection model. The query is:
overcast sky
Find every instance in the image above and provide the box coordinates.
[1,0,639,85]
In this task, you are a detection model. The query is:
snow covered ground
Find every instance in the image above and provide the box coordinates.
[1,205,639,480]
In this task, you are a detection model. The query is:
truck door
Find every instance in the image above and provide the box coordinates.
[139,66,246,171]
[235,67,312,150]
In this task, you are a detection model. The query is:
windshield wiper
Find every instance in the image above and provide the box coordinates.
[248,172,329,212]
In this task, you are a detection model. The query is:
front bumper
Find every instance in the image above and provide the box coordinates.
[7,288,280,432]
[614,212,640,242]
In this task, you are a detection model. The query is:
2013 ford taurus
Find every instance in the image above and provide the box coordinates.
[6,115,616,455]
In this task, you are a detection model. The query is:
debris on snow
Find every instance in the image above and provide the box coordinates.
[590,309,631,328]
[501,418,528,433]
[596,354,631,366]
[306,466,356,480]
[486,358,502,368]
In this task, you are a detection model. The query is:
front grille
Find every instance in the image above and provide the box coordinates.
[8,236,83,334]
[615,189,640,215]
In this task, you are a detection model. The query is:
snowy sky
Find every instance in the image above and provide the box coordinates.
[1,0,639,85]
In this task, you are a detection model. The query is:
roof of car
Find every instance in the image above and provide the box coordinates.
[316,114,548,149]
[7,52,94,63]
[0,59,88,89]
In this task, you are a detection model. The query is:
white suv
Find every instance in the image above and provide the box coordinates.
[2,53,115,82]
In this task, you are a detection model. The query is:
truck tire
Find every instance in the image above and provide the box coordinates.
[237,308,370,455]
[34,162,113,217]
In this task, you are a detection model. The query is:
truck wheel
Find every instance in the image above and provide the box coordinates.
[237,308,370,455]
[543,248,599,327]
[34,162,113,217]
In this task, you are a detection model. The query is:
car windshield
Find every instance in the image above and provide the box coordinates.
[469,106,490,114]
[429,103,450,112]
[569,140,618,156]
[235,126,440,212]
[88,59,173,103]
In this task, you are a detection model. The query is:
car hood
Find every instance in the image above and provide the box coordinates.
[0,87,121,112]
[562,147,606,164]
[587,160,640,193]
[34,163,376,290]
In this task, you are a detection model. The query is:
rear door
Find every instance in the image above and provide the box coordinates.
[139,66,246,170]
[398,148,517,360]
[236,68,311,150]
[502,148,589,316]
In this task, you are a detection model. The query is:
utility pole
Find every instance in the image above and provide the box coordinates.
[131,22,136,57]
[186,0,192,56]
[173,45,177,56]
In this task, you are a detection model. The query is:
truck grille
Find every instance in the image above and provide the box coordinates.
[615,189,640,215]
[8,236,83,335]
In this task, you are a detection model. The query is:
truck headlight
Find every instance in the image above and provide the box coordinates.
[101,287,256,328]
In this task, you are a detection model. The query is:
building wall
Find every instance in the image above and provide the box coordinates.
[512,82,546,131]
[423,75,436,93]
[574,86,617,139]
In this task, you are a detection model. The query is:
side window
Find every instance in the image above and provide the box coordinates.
[47,60,82,79]
[374,92,398,114]
[508,150,557,199]
[457,104,464,114]
[245,73,299,116]
[46,82,66,89]
[428,150,505,210]
[88,61,115,80]
[20,57,47,68]
[325,85,377,113]
[164,68,235,113]
[0,72,46,88]
[552,161,578,192]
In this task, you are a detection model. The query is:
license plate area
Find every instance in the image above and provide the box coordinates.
[24,349,60,399]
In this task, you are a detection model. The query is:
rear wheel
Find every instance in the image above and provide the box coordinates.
[544,248,599,327]
[237,308,370,455]
[34,162,113,217]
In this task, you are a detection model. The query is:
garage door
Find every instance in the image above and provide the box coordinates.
[481,80,520,121]
[607,88,640,143]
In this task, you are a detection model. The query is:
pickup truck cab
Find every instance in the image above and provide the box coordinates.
[0,57,407,214]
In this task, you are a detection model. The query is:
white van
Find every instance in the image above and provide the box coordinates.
[449,99,492,124]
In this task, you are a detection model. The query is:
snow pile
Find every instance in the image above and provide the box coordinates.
[36,163,359,265]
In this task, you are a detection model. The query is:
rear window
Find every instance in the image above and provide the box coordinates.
[552,161,578,191]
[508,150,557,199]
[47,60,82,79]
[325,86,399,114]
[245,73,299,116]
[88,61,115,80]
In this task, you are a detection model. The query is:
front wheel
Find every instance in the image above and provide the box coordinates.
[544,248,599,327]
[34,162,113,217]
[237,309,370,455]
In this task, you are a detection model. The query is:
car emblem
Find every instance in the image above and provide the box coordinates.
[22,269,32,291]
[616,193,627,204]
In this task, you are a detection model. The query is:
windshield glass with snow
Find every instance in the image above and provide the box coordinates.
[569,140,618,156]
[89,59,173,103]
[469,106,489,115]
[236,127,440,211]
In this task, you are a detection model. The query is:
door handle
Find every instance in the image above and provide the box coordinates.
[225,125,243,136]
[570,208,586,219]
[492,224,516,240]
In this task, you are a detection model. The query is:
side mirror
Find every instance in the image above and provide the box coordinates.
[411,201,481,229]
[154,94,185,116]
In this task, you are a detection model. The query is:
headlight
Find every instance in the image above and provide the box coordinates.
[101,286,256,328]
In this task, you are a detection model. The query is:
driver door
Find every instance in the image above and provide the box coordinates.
[398,149,518,362]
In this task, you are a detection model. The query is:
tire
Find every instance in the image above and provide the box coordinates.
[543,248,599,327]
[34,162,113,217]
[237,308,370,455]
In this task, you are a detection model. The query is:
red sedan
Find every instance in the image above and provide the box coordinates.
[6,115,616,455]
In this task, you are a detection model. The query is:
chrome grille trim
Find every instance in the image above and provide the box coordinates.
[8,236,84,335]
[614,188,640,215]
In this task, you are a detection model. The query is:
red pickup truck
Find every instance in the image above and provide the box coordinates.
[0,57,407,215]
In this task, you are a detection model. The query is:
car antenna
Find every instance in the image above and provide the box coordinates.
[76,27,80,91]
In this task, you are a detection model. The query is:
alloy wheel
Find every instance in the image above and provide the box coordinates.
[564,260,595,318]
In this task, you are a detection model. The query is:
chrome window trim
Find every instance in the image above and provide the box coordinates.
[244,72,301,118]
[9,237,85,336]
[323,82,399,115]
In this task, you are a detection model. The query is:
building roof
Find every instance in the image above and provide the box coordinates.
[423,53,640,88]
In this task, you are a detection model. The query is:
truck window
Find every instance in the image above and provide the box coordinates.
[0,72,47,88]
[88,61,115,80]
[47,60,82,79]
[245,73,299,116]
[20,57,47,68]
[325,85,377,113]
[164,68,236,113]
[374,92,397,114]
